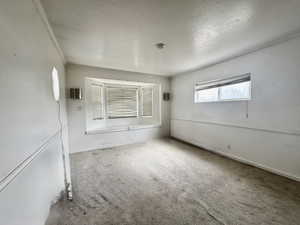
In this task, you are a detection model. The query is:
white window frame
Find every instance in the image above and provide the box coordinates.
[194,73,251,103]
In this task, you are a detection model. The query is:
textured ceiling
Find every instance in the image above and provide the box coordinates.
[41,0,300,76]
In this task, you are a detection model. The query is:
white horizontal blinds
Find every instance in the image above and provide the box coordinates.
[106,86,138,119]
[91,84,103,120]
[142,87,153,117]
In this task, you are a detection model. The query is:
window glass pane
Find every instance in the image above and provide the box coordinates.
[106,87,138,119]
[219,81,250,100]
[195,87,219,102]
[142,88,153,117]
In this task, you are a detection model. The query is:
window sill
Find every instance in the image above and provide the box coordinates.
[85,124,161,135]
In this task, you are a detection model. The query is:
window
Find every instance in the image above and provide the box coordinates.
[195,74,251,103]
[141,87,153,117]
[85,78,161,133]
[90,83,103,120]
[106,87,138,119]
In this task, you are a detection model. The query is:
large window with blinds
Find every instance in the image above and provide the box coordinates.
[85,78,161,133]
[195,74,251,103]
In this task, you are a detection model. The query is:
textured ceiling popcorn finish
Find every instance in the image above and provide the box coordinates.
[41,0,300,76]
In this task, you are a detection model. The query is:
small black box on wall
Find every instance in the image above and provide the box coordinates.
[163,92,170,101]
[70,88,82,100]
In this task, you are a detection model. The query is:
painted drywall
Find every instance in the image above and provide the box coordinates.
[0,1,70,224]
[171,36,300,181]
[66,63,170,153]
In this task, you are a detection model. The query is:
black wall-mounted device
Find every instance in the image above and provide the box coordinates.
[163,92,170,101]
[70,88,82,100]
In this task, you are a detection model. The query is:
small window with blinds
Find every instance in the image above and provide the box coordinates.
[106,87,138,119]
[195,74,251,103]
[141,87,153,117]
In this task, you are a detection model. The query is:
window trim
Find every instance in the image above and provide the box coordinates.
[194,73,251,103]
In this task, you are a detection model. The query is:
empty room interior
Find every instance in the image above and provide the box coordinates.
[1,0,300,224]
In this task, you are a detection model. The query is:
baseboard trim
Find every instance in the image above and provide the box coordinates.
[171,136,300,183]
[70,136,170,154]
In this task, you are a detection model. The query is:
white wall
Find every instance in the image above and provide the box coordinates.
[171,36,300,181]
[0,1,69,224]
[66,63,170,153]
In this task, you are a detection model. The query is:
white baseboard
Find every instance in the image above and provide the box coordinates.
[172,136,300,183]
